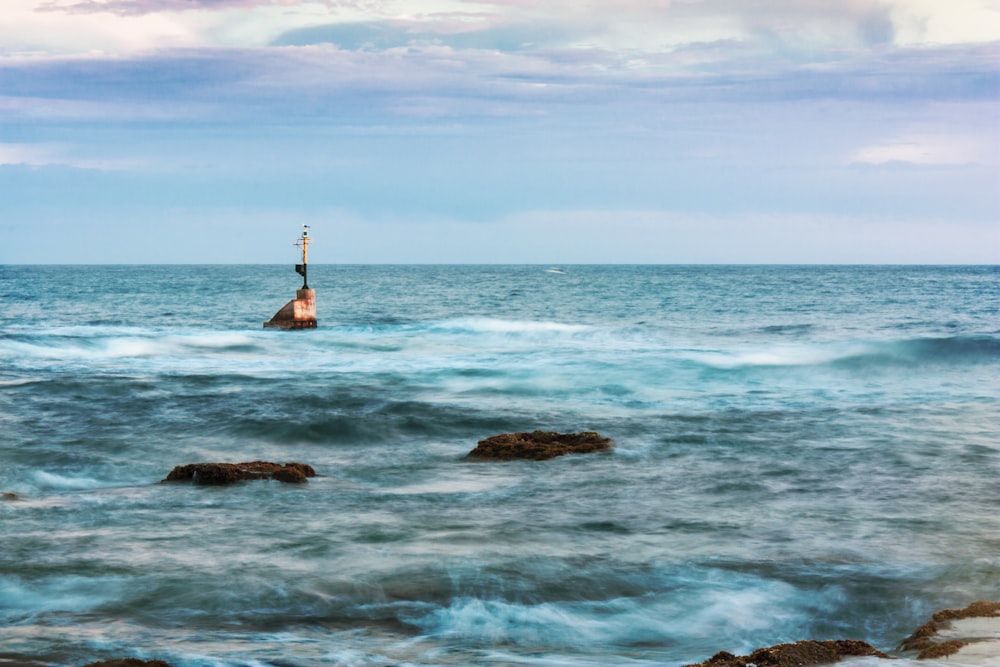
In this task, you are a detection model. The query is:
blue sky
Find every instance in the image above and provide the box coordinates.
[1,0,998,263]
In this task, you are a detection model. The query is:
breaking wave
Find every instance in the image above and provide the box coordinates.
[681,335,999,371]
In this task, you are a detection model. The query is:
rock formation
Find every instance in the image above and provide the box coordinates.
[467,430,613,461]
[684,640,890,667]
[82,660,172,667]
[898,599,1000,660]
[162,461,316,485]
[684,599,1000,666]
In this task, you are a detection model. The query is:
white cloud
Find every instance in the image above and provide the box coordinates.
[4,0,998,58]
[0,143,56,166]
[888,0,1000,45]
[0,142,136,168]
[851,133,997,166]
[0,0,200,55]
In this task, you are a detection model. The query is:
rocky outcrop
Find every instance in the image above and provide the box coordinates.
[82,660,172,667]
[898,599,1000,660]
[467,430,613,461]
[685,600,1000,667]
[162,461,316,485]
[684,640,891,667]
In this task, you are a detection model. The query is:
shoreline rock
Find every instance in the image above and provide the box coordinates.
[684,599,1000,667]
[162,461,316,485]
[83,660,172,667]
[898,599,1000,660]
[467,430,613,461]
[683,639,891,667]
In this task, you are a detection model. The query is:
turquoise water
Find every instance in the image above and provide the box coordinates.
[1,265,998,666]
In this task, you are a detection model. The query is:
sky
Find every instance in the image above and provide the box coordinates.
[0,0,998,263]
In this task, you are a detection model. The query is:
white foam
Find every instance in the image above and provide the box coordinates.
[415,585,809,652]
[0,575,123,618]
[385,475,519,495]
[31,470,107,490]
[680,342,868,369]
[0,378,38,387]
[432,317,590,335]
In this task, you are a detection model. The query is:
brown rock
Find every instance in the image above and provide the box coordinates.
[2,492,18,501]
[917,639,967,660]
[162,461,316,485]
[696,651,745,667]
[930,599,1000,623]
[467,430,613,461]
[898,599,1000,657]
[82,660,172,667]
[684,639,891,667]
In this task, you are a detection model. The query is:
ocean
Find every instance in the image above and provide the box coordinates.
[1,264,998,667]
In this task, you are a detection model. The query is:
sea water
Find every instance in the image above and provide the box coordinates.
[1,264,998,667]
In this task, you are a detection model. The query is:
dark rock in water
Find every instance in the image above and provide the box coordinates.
[82,660,172,667]
[162,461,316,485]
[687,600,1000,667]
[467,430,612,461]
[691,652,744,667]
[2,492,19,501]
[898,599,1000,659]
[684,639,891,667]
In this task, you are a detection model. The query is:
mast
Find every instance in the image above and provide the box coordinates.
[294,225,310,289]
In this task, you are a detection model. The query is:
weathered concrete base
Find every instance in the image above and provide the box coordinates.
[264,288,317,330]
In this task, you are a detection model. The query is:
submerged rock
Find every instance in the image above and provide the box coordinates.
[898,599,1000,660]
[162,461,316,485]
[2,492,19,501]
[684,640,891,667]
[467,430,612,461]
[82,660,172,667]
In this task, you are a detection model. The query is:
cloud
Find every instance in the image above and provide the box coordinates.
[2,1,997,265]
[888,0,1000,46]
[0,142,137,168]
[269,1,900,53]
[851,133,997,166]
[37,0,322,16]
[20,0,999,55]
[0,143,56,165]
[271,19,590,52]
[2,39,995,131]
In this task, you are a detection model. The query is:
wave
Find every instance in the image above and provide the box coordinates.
[0,329,266,364]
[31,470,112,491]
[403,562,848,656]
[0,574,127,621]
[683,335,999,371]
[228,397,517,445]
[427,317,591,335]
[832,335,1000,368]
